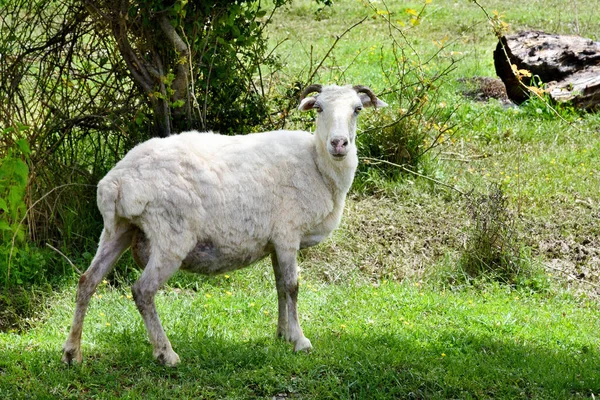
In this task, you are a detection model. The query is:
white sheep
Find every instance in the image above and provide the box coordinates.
[61,84,387,366]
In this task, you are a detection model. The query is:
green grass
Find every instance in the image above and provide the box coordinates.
[1,269,599,399]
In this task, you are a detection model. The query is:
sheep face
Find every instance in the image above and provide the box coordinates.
[299,85,387,162]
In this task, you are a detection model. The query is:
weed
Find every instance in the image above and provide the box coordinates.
[460,184,527,283]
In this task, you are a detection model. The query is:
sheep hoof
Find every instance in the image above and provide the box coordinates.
[61,346,82,365]
[155,350,181,367]
[293,337,312,353]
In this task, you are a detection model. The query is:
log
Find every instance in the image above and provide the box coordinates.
[494,31,600,109]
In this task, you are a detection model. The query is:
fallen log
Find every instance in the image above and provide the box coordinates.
[494,30,600,109]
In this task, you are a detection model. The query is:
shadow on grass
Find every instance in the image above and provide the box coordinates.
[3,328,599,399]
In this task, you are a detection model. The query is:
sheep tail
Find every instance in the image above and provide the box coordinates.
[96,177,121,236]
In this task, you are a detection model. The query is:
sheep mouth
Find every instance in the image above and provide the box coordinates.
[331,153,347,161]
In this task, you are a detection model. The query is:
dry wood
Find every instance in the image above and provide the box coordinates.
[494,30,600,109]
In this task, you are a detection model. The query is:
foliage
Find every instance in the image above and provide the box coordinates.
[0,127,30,244]
[0,0,303,264]
[0,130,72,287]
[1,0,141,254]
[0,130,30,287]
[84,0,295,137]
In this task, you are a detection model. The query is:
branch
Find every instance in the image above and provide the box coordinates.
[46,243,82,275]
[360,157,466,195]
[305,16,367,85]
[158,15,190,104]
[7,183,96,285]
[98,0,155,94]
[158,15,188,54]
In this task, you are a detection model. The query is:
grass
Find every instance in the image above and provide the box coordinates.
[3,0,600,398]
[1,268,599,399]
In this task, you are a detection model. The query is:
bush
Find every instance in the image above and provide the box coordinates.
[349,1,460,191]
[0,0,300,260]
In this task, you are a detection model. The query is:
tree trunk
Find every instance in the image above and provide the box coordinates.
[92,0,192,138]
[494,30,600,109]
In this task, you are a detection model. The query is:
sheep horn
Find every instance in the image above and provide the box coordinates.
[300,84,323,99]
[353,85,378,106]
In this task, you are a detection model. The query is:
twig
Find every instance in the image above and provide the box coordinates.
[202,37,219,131]
[440,157,481,162]
[360,157,465,195]
[277,17,367,130]
[305,16,367,85]
[180,26,202,127]
[545,263,600,290]
[46,243,82,275]
[442,151,489,160]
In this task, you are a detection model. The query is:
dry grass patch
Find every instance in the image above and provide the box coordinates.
[300,191,468,283]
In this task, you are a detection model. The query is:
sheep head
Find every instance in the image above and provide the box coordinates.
[299,84,387,161]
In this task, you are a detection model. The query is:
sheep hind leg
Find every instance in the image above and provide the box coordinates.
[271,249,312,352]
[131,252,182,366]
[62,224,134,365]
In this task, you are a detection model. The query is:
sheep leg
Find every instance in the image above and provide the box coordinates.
[62,224,133,365]
[131,252,182,367]
[271,249,312,352]
[271,253,288,339]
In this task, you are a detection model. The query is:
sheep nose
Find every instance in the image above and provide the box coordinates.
[330,137,349,151]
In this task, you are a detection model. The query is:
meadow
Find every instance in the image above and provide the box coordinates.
[2,0,600,398]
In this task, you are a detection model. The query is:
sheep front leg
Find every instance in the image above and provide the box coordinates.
[271,249,312,352]
[132,252,182,366]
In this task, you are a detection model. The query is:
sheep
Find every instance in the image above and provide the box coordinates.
[61,84,387,366]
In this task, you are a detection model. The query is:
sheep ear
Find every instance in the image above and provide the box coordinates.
[358,93,388,108]
[299,97,317,112]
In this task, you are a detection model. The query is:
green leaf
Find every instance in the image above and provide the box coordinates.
[11,159,29,185]
[255,9,267,18]
[16,122,29,132]
[7,186,25,220]
[0,197,7,212]
[16,139,30,156]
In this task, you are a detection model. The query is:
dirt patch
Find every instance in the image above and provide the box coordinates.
[0,288,47,332]
[458,76,511,104]
[526,203,600,296]
[301,191,600,297]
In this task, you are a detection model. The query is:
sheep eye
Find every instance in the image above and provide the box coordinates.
[315,105,323,113]
[354,106,363,115]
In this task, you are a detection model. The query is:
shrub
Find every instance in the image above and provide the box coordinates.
[460,184,527,282]
[351,1,460,190]
[0,0,301,257]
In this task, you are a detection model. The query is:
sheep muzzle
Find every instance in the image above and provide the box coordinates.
[328,136,349,159]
